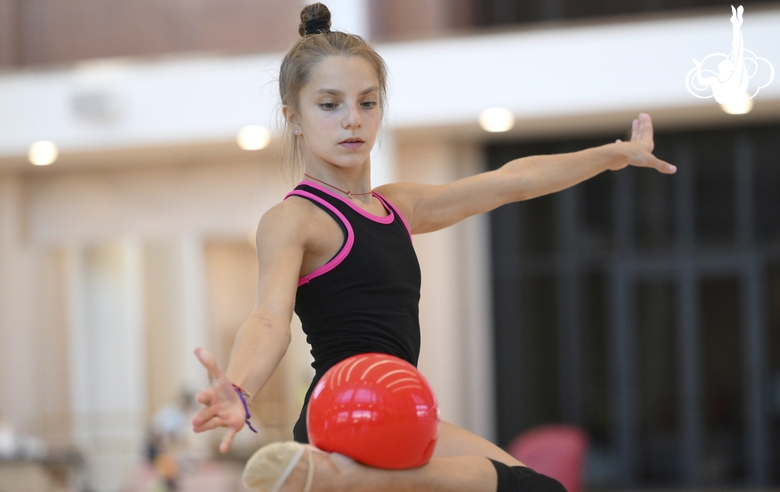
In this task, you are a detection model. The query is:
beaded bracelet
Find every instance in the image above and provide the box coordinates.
[231,384,258,433]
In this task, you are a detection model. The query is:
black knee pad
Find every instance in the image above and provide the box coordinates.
[489,459,568,492]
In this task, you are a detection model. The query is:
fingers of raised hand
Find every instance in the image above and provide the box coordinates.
[631,113,653,139]
[192,409,242,453]
[640,113,653,138]
[193,415,223,433]
[631,151,676,174]
[192,403,220,430]
[195,347,226,382]
[196,387,213,406]
[621,140,675,174]
[219,428,238,454]
[195,348,239,405]
[630,115,657,157]
[653,158,677,174]
[197,384,240,416]
[198,384,236,409]
[192,400,245,432]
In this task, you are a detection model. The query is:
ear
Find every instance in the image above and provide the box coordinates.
[282,105,299,132]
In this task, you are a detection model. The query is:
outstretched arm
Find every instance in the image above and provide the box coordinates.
[191,202,307,452]
[377,113,675,234]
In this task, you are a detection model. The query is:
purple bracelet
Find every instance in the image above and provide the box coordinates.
[233,387,258,433]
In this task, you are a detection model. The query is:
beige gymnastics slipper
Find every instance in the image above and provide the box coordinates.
[243,441,316,492]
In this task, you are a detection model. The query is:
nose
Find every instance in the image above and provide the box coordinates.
[342,102,362,129]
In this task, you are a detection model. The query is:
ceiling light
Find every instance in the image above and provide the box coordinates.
[28,141,58,166]
[720,92,753,115]
[479,108,515,133]
[237,125,271,150]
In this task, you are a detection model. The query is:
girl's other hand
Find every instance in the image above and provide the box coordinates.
[612,113,676,174]
[191,347,246,453]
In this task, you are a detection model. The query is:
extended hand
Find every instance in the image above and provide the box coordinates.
[613,113,676,174]
[191,347,246,453]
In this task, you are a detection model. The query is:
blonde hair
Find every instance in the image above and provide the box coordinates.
[279,3,388,177]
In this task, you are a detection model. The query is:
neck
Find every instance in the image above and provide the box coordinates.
[303,172,373,200]
[302,162,372,199]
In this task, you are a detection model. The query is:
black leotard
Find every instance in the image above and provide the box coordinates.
[284,181,422,442]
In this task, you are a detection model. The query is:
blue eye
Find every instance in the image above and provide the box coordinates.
[320,102,336,110]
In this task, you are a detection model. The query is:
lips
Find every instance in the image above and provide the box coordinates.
[339,137,364,149]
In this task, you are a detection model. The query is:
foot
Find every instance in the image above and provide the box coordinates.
[243,442,362,492]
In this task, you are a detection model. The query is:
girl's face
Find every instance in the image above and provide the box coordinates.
[287,56,381,173]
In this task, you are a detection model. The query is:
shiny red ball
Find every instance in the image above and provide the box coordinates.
[307,353,439,469]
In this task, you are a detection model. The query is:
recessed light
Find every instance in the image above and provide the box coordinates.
[28,141,59,166]
[479,108,515,132]
[237,125,271,150]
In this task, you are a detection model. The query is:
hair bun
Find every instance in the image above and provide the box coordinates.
[299,3,332,37]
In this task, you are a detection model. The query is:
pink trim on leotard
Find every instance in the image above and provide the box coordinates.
[373,192,413,243]
[299,180,394,224]
[284,190,355,286]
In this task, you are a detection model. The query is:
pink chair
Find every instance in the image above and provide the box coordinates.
[506,424,589,492]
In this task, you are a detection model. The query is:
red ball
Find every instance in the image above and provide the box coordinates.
[307,353,439,469]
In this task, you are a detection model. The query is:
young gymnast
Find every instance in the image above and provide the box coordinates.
[191,3,676,491]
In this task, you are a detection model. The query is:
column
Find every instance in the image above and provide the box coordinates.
[0,176,38,431]
[144,235,208,415]
[67,240,146,492]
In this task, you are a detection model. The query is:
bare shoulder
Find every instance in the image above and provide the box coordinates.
[256,197,317,250]
[374,181,432,232]
[374,182,425,217]
[250,198,317,320]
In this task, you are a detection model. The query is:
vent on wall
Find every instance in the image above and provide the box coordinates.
[70,89,124,124]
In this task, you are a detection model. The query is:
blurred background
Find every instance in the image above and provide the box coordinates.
[1,0,779,491]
